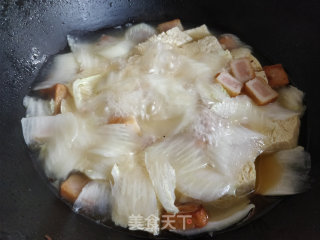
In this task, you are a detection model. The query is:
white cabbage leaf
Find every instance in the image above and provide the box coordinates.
[144,145,178,214]
[89,124,142,158]
[67,35,108,75]
[33,53,79,90]
[23,96,52,117]
[125,23,156,43]
[277,85,305,114]
[111,162,159,234]
[74,180,111,219]
[21,112,75,147]
[258,146,310,195]
[211,95,299,132]
[71,74,103,109]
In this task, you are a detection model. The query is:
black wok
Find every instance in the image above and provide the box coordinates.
[0,0,320,239]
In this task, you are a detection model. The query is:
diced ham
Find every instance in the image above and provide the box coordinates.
[39,83,69,114]
[244,77,279,105]
[230,57,255,83]
[161,203,208,230]
[108,115,141,134]
[263,64,289,88]
[218,34,242,50]
[216,72,243,97]
[60,172,91,203]
[157,19,183,33]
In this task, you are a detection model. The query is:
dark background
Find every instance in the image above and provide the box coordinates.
[0,0,319,239]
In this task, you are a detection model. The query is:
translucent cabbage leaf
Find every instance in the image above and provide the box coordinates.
[257,146,310,195]
[23,96,52,117]
[33,53,79,90]
[125,23,156,43]
[145,146,178,214]
[111,162,159,234]
[74,180,111,219]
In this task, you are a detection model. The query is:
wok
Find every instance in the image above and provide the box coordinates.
[0,0,319,239]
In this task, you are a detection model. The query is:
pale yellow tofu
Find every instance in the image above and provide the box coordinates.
[263,115,300,152]
[236,161,256,195]
[135,27,192,54]
[237,115,300,193]
[181,36,224,55]
[184,24,211,41]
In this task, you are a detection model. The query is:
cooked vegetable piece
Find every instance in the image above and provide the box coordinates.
[157,19,183,33]
[244,77,278,105]
[33,53,79,90]
[145,148,178,214]
[277,85,305,113]
[67,35,108,74]
[108,116,141,134]
[99,39,133,59]
[230,57,255,83]
[216,72,243,97]
[90,124,142,158]
[73,180,111,217]
[161,203,208,230]
[255,146,310,195]
[176,166,233,202]
[111,163,159,234]
[21,112,77,148]
[125,23,156,43]
[263,64,289,88]
[60,172,91,203]
[23,96,52,117]
[218,34,242,50]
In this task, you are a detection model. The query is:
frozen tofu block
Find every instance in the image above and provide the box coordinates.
[230,57,255,83]
[263,64,289,88]
[185,25,211,40]
[157,19,183,33]
[244,77,278,105]
[236,161,256,195]
[182,36,224,55]
[263,115,300,152]
[60,172,91,203]
[135,27,192,53]
[216,72,243,97]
